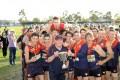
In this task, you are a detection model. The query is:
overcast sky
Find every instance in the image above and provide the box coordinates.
[0,0,120,20]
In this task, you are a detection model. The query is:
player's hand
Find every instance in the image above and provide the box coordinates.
[54,51,59,57]
[96,60,105,65]
[68,50,73,56]
[31,56,37,62]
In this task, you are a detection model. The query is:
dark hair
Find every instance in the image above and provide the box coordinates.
[44,33,50,38]
[109,27,114,30]
[99,28,105,32]
[41,31,47,35]
[73,31,79,35]
[85,33,93,39]
[60,30,66,35]
[35,26,39,29]
[92,28,99,32]
[27,27,33,32]
[115,28,119,31]
[30,32,39,38]
[53,16,59,20]
[80,28,87,33]
[109,29,115,33]
[65,31,73,36]
[2,31,7,36]
[51,30,59,34]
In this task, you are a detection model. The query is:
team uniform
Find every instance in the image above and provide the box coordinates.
[87,43,101,77]
[27,41,45,78]
[51,23,65,31]
[47,44,68,80]
[106,39,120,73]
[73,40,89,78]
[96,39,108,75]
[40,45,49,72]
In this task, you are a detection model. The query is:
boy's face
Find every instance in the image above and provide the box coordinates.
[31,36,39,43]
[55,39,63,47]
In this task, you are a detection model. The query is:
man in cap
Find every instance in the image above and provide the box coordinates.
[47,35,69,80]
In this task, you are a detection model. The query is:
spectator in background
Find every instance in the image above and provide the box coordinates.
[4,26,9,35]
[35,26,40,34]
[1,32,9,58]
[8,29,17,66]
[92,28,98,39]
[72,26,80,33]
[0,31,2,49]
[80,28,87,40]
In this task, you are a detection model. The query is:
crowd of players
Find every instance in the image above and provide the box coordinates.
[17,17,120,80]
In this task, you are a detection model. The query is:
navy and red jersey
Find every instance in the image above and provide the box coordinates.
[27,41,45,78]
[34,43,50,72]
[96,39,108,55]
[51,23,65,31]
[47,44,68,75]
[87,43,101,70]
[40,44,49,60]
[73,40,88,69]
[27,41,46,59]
[107,39,120,66]
[98,39,108,67]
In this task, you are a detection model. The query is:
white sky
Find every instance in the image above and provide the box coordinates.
[0,0,120,20]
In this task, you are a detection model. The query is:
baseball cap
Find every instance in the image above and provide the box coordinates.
[55,35,63,40]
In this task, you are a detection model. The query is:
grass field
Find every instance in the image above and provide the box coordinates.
[0,26,23,80]
[0,26,23,37]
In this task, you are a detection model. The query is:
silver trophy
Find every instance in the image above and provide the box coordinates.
[59,52,67,69]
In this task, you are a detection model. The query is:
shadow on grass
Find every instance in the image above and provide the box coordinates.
[0,55,20,63]
[0,63,22,80]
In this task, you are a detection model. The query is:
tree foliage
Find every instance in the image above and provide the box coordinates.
[32,17,40,22]
[103,11,112,21]
[114,12,120,21]
[18,9,27,26]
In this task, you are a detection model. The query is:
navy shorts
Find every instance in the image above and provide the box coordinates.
[49,71,65,80]
[43,65,49,71]
[42,59,49,71]
[101,66,106,75]
[68,57,74,72]
[89,68,101,77]
[27,60,44,78]
[106,66,118,73]
[74,68,89,77]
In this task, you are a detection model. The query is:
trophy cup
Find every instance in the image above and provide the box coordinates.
[59,52,67,69]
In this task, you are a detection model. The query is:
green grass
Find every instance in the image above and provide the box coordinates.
[0,26,23,37]
[0,26,23,80]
